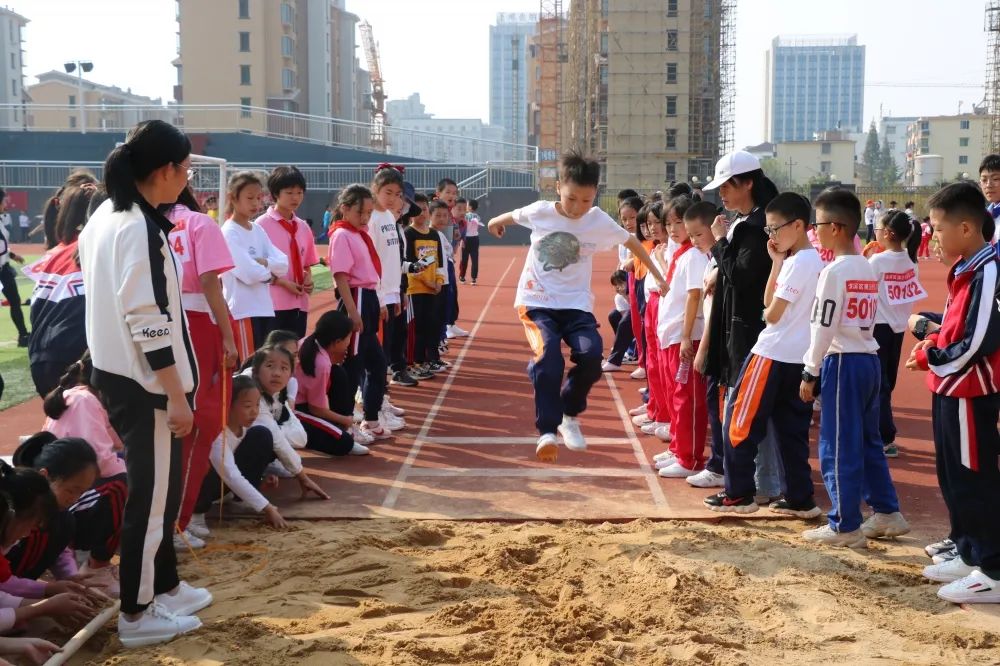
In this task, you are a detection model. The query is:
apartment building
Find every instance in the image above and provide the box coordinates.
[387,93,508,162]
[904,113,988,185]
[774,139,856,185]
[25,71,169,131]
[0,6,28,129]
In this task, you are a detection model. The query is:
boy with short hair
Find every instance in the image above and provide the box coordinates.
[703,193,823,515]
[405,198,447,377]
[978,154,1000,247]
[488,150,667,461]
[799,188,909,548]
[428,200,455,368]
[908,182,1000,603]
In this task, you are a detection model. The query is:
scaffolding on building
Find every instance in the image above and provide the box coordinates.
[533,1,567,189]
[717,0,736,156]
[985,1,1000,154]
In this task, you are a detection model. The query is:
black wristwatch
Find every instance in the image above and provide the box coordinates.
[801,370,818,383]
[913,317,930,341]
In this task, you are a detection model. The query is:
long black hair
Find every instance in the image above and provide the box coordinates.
[14,434,97,482]
[882,210,922,263]
[43,352,93,420]
[104,120,191,212]
[54,184,99,245]
[175,185,202,213]
[298,310,353,377]
[0,461,57,530]
[42,170,98,249]
[250,345,295,408]
[729,169,779,210]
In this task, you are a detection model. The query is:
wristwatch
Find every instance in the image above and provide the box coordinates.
[801,370,818,383]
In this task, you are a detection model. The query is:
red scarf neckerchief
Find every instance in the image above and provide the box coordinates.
[276,215,305,286]
[665,240,693,284]
[332,220,382,278]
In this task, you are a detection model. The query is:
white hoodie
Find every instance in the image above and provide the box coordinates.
[368,208,402,306]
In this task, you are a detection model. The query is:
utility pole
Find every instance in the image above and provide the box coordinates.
[785,155,797,186]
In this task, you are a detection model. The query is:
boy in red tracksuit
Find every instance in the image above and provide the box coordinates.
[909,182,1000,604]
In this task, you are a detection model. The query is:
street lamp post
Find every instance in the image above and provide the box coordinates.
[64,60,93,134]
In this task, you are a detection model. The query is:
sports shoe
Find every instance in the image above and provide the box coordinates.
[628,405,647,416]
[932,548,960,565]
[349,442,370,455]
[937,570,1000,604]
[447,324,469,338]
[654,455,680,470]
[801,525,867,549]
[601,361,622,372]
[427,361,449,374]
[658,461,698,478]
[17,333,29,348]
[640,420,667,435]
[353,409,364,424]
[653,450,675,462]
[704,491,758,513]
[686,469,725,488]
[631,413,652,426]
[352,426,375,446]
[439,342,450,355]
[173,529,205,551]
[391,371,419,387]
[769,498,822,519]
[471,279,477,285]
[409,365,434,380]
[156,581,213,617]
[883,443,899,458]
[382,397,406,417]
[118,601,202,648]
[459,276,466,283]
[925,537,955,558]
[380,411,406,431]
[361,421,393,441]
[622,352,638,365]
[653,425,672,442]
[923,557,980,583]
[558,415,586,451]
[754,495,783,506]
[630,367,646,380]
[536,433,558,462]
[187,513,211,539]
[860,511,910,539]
[78,561,120,598]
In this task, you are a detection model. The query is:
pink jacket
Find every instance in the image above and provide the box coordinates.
[44,386,126,478]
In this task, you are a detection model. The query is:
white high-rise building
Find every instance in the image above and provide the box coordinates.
[0,6,28,129]
[489,12,537,145]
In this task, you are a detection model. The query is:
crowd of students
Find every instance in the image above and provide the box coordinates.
[0,119,485,655]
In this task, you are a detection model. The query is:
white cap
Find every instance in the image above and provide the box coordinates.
[702,151,761,191]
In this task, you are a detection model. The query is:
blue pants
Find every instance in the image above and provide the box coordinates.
[339,287,387,422]
[723,354,813,504]
[819,353,900,532]
[519,307,603,435]
[705,376,725,474]
[723,384,784,497]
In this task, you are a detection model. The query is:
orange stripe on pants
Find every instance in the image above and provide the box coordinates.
[232,318,254,363]
[728,354,772,447]
[518,306,545,362]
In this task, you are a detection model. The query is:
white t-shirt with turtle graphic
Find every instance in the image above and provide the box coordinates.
[512,200,630,313]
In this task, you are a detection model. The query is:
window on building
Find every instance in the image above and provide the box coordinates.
[665,161,677,182]
[665,128,677,149]
[9,53,14,69]
[960,137,970,147]
[666,30,678,51]
[821,161,832,173]
[280,2,293,25]
[960,119,970,130]
[240,97,252,118]
[239,31,250,52]
[887,125,895,134]
[601,0,608,17]
[69,116,77,129]
[667,0,678,17]
[920,121,929,131]
[665,96,677,117]
[704,0,713,17]
[68,94,75,105]
[599,64,607,85]
[282,35,294,57]
[666,62,677,84]
[821,142,831,155]
[282,68,295,90]
[238,0,249,19]
[240,65,251,85]
[10,79,16,96]
[959,155,969,164]
[600,33,608,55]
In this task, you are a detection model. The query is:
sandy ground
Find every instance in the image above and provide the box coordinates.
[66,517,1000,666]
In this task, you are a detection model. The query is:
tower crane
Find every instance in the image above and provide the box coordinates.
[358,20,387,151]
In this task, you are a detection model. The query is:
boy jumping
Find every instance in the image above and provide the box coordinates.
[488,151,667,461]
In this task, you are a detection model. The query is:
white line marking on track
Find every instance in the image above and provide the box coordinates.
[406,467,647,478]
[420,436,631,445]
[604,373,669,510]
[381,257,518,509]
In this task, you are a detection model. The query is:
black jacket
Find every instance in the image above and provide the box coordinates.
[705,207,771,385]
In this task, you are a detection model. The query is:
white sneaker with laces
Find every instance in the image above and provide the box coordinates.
[932,548,960,564]
[653,450,675,462]
[352,426,375,445]
[349,442,371,455]
[380,411,406,431]
[658,461,698,478]
[631,413,652,426]
[654,425,672,442]
[382,396,405,417]
[686,469,725,488]
[923,557,980,583]
[173,529,205,551]
[558,416,587,451]
[630,367,646,380]
[187,513,211,539]
[801,525,867,549]
[937,570,1000,604]
[861,511,910,539]
[601,361,622,372]
[361,421,393,441]
[447,324,469,338]
[639,420,667,435]
[118,601,202,649]
[628,405,647,416]
[536,433,558,462]
[654,455,680,470]
[156,581,213,617]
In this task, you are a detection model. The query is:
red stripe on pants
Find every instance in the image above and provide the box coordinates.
[177,311,230,531]
[665,342,707,470]
[643,293,670,423]
[628,274,645,367]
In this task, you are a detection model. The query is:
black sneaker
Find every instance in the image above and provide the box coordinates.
[17,333,29,348]
[390,370,419,387]
[427,360,449,373]
[459,276,466,283]
[704,492,759,514]
[409,365,434,380]
[769,498,822,519]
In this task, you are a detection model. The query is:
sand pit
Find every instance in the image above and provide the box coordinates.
[69,518,1000,665]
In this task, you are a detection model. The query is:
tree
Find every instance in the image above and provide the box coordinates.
[861,121,881,187]
[760,156,797,191]
[879,135,900,187]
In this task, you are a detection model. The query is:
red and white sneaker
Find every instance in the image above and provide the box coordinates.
[937,570,1000,604]
[361,421,393,441]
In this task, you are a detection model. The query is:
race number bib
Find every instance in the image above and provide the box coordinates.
[841,280,878,328]
[168,223,191,264]
[883,269,926,305]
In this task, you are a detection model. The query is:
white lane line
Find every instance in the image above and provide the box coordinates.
[421,436,631,445]
[406,467,647,478]
[381,257,517,509]
[604,373,669,509]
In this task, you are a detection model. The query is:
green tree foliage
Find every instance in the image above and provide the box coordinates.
[760,156,797,191]
[879,135,900,187]
[862,121,881,187]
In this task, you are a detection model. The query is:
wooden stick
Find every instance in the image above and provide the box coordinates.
[42,600,120,666]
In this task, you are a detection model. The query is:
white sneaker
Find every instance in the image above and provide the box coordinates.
[860,511,911,539]
[686,469,725,488]
[557,416,586,451]
[630,367,646,380]
[447,324,469,338]
[352,409,364,424]
[349,442,371,455]
[118,601,202,648]
[654,425,672,442]
[380,411,406,431]
[155,581,213,617]
[78,561,120,598]
[654,455,680,470]
[382,396,405,417]
[923,557,980,583]
[265,460,295,478]
[631,413,652,426]
[173,530,205,551]
[653,450,675,462]
[801,525,867,549]
[352,426,375,445]
[601,361,622,372]
[187,513,211,539]
[640,420,667,435]
[628,405,647,416]
[937,570,1000,604]
[361,421,393,441]
[536,433,558,462]
[658,461,698,478]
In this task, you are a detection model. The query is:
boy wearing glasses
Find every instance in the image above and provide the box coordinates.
[798,188,908,548]
[704,193,823,516]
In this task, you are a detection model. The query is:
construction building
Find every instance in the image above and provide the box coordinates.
[0,6,28,129]
[551,0,734,191]
[528,3,567,189]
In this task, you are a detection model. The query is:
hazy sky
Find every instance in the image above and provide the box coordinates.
[11,0,986,149]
